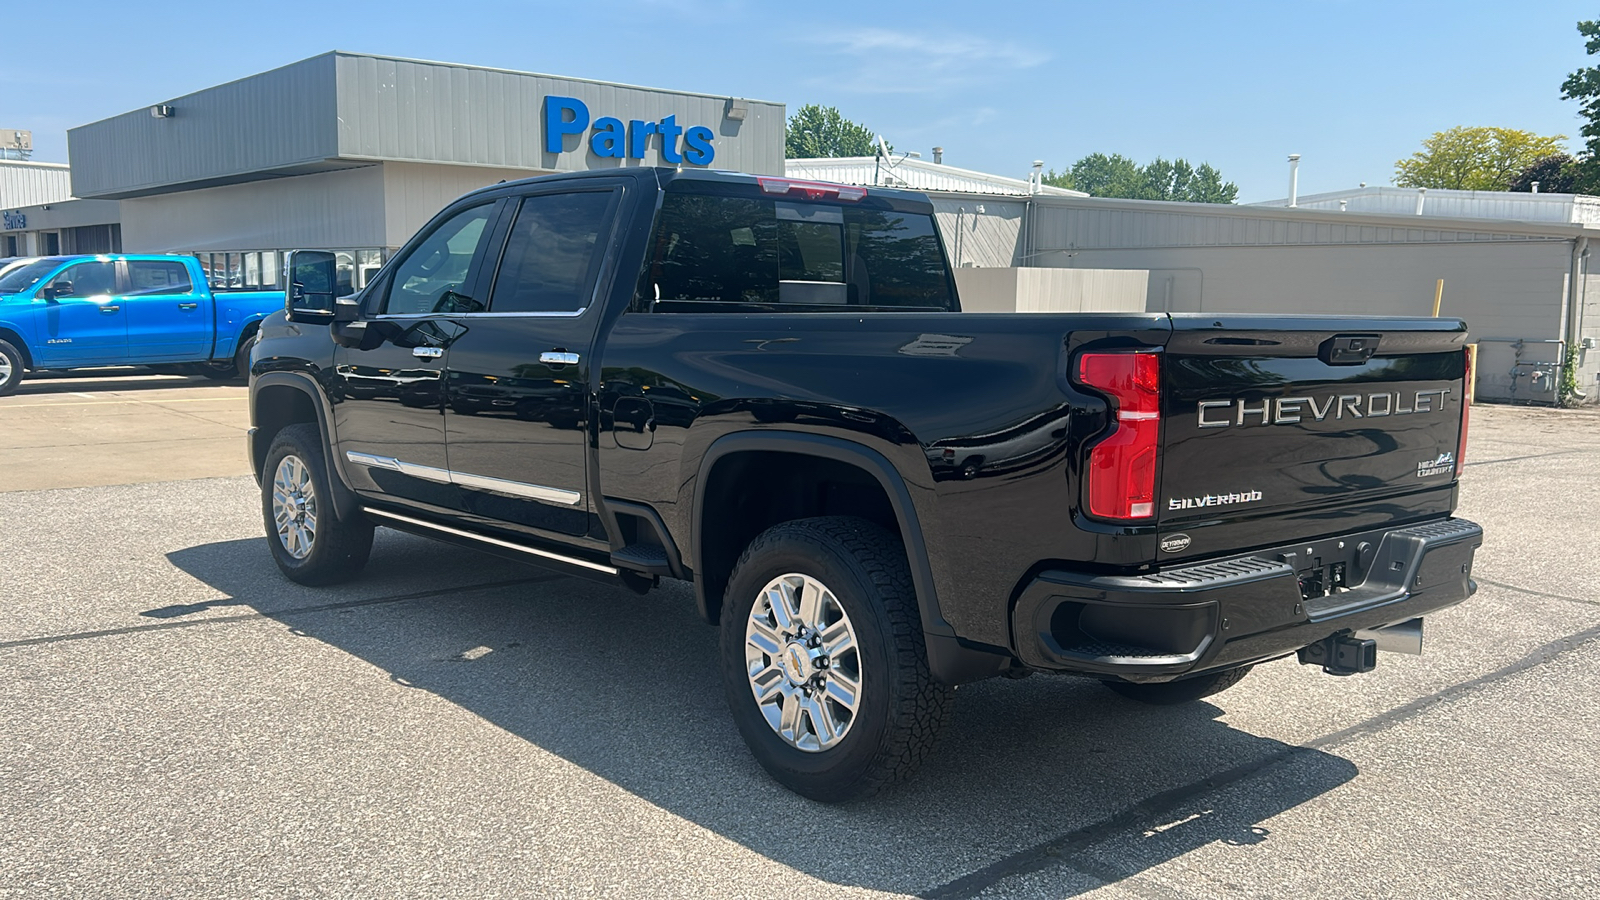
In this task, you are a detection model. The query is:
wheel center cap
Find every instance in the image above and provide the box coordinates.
[782,642,812,684]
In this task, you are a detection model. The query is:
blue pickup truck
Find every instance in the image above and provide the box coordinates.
[0,254,282,396]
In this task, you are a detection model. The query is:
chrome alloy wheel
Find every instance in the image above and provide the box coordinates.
[271,454,318,560]
[0,354,11,382]
[744,573,862,752]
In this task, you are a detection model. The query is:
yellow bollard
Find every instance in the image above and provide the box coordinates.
[1431,279,1444,317]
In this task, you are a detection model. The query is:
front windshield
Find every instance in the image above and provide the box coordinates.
[0,259,62,295]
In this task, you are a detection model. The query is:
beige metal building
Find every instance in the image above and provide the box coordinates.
[916,190,1599,403]
[64,51,783,292]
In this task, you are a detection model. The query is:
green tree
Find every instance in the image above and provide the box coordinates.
[785,105,878,159]
[1043,153,1237,203]
[1509,154,1577,193]
[1561,19,1600,193]
[1394,127,1567,191]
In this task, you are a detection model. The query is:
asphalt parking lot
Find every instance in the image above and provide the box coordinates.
[3,372,1598,899]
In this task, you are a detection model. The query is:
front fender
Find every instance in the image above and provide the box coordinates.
[250,370,359,522]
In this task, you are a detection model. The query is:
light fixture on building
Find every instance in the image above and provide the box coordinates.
[150,105,174,118]
[725,98,748,121]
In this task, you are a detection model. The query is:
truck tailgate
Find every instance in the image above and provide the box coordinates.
[1157,316,1469,554]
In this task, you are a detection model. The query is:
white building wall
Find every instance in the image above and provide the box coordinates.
[120,165,388,253]
[954,267,1146,312]
[380,161,547,248]
[1053,241,1571,341]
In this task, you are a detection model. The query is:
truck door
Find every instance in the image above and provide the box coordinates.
[331,200,501,513]
[122,258,212,362]
[35,260,126,366]
[441,185,623,537]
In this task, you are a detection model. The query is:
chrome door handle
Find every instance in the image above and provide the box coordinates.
[178,302,199,310]
[539,351,580,366]
[412,346,444,359]
[99,305,120,314]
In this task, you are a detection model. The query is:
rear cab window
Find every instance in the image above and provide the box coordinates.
[126,260,194,295]
[639,187,955,313]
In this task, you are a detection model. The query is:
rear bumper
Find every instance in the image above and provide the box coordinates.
[1012,517,1482,682]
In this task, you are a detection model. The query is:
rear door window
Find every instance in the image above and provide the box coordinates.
[643,191,954,311]
[126,260,194,295]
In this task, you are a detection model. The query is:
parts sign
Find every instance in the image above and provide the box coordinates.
[545,96,715,166]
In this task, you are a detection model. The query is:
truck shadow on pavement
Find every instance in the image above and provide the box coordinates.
[166,535,1358,897]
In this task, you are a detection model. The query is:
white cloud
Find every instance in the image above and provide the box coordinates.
[802,28,1048,94]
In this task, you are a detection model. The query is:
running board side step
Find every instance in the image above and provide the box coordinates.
[362,507,620,581]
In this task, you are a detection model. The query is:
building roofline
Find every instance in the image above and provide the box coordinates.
[329,50,784,107]
[70,49,783,134]
[925,190,1600,239]
[789,156,1086,196]
[0,159,70,170]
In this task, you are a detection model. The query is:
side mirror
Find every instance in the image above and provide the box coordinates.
[41,282,72,301]
[285,250,337,324]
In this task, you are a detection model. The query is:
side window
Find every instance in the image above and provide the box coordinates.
[487,191,617,314]
[642,192,954,311]
[647,195,777,305]
[379,204,495,315]
[48,261,117,298]
[126,260,194,295]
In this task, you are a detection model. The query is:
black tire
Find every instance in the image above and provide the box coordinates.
[0,339,24,397]
[1101,665,1253,706]
[261,423,374,585]
[200,330,257,381]
[233,329,259,380]
[720,516,952,802]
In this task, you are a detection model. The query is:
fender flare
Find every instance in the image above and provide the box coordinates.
[250,371,360,522]
[691,431,955,641]
[0,321,34,368]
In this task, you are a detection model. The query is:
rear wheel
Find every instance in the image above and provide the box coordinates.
[1101,665,1253,706]
[720,516,952,802]
[262,423,374,585]
[201,330,258,381]
[0,339,24,397]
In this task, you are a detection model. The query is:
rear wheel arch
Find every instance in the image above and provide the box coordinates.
[690,432,949,639]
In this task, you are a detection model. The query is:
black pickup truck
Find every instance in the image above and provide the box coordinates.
[248,168,1481,801]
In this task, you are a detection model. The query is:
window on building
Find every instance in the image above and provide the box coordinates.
[244,252,261,288]
[4,235,19,257]
[380,204,495,315]
[487,191,616,314]
[641,192,954,311]
[261,251,280,288]
[127,260,194,295]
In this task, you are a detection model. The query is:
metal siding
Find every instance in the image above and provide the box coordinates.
[932,199,1025,269]
[1049,242,1570,343]
[69,54,340,199]
[333,54,784,176]
[0,161,74,207]
[119,165,386,253]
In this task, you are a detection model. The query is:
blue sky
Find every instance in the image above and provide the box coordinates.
[5,0,1597,202]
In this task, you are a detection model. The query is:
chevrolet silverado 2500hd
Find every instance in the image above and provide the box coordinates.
[247,168,1481,801]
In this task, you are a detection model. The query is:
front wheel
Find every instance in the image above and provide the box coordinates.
[0,339,24,397]
[262,423,374,585]
[1101,665,1253,706]
[720,516,952,802]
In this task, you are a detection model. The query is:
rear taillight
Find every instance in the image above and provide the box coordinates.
[1456,346,1472,477]
[1077,351,1161,521]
